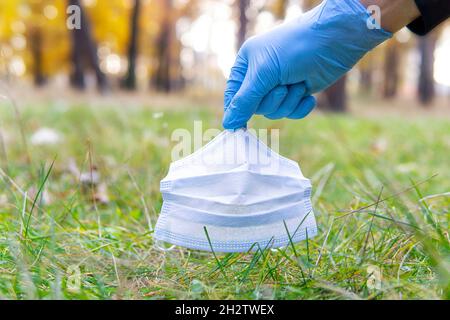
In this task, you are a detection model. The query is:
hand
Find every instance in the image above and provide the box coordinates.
[223,0,392,129]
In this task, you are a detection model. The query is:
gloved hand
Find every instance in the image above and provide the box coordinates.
[223,0,392,129]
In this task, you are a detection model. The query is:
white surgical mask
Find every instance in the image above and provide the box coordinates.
[154,129,317,252]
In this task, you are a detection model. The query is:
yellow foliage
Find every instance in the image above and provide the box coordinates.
[0,0,69,77]
[0,0,197,80]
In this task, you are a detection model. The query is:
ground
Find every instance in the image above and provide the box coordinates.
[0,92,449,300]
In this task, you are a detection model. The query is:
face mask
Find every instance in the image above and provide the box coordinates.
[154,129,317,252]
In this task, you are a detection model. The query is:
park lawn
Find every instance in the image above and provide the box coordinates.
[0,99,449,300]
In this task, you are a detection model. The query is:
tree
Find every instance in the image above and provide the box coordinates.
[322,76,347,112]
[26,1,46,87]
[152,0,175,92]
[417,32,438,105]
[122,0,141,90]
[0,1,72,87]
[383,40,401,98]
[358,54,375,94]
[68,0,108,92]
[28,27,45,86]
[25,1,46,86]
[152,0,197,92]
[237,0,250,48]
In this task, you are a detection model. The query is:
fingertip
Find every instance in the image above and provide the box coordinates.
[222,105,247,130]
[292,82,307,97]
[305,95,317,107]
[255,85,288,115]
[222,109,233,129]
[287,95,316,119]
[264,113,282,120]
[264,83,306,119]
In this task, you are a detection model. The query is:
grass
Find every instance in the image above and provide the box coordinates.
[0,97,449,300]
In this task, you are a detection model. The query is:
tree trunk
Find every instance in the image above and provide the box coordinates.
[123,0,141,90]
[383,42,400,98]
[417,34,437,106]
[69,16,86,90]
[358,55,374,94]
[68,0,108,92]
[322,76,347,112]
[153,0,175,92]
[29,28,46,87]
[237,0,250,48]
[359,67,373,94]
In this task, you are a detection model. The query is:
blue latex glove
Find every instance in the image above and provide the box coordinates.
[223,0,392,129]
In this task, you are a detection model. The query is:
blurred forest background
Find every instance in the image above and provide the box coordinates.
[0,0,449,111]
[0,1,449,300]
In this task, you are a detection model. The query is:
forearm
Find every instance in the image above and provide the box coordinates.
[360,0,420,33]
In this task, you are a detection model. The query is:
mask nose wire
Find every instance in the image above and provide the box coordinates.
[225,127,249,164]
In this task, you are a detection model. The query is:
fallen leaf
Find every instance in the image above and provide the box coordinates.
[30,127,63,146]
[79,169,101,187]
[370,138,388,154]
[93,182,109,204]
[27,186,52,205]
[152,112,164,119]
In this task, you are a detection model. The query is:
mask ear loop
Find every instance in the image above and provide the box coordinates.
[154,239,176,252]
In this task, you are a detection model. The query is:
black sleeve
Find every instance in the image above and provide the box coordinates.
[407,0,450,36]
